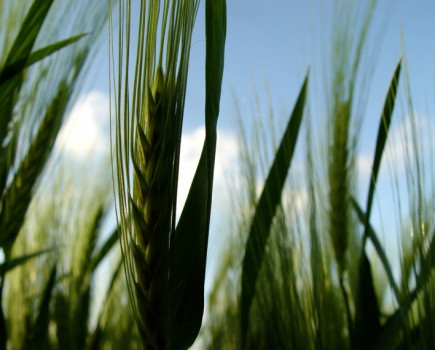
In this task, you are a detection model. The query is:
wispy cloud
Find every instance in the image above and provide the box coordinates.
[57,91,110,159]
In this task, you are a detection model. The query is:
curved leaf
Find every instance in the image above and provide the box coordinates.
[0,0,54,144]
[240,73,308,348]
[374,228,435,349]
[354,250,381,348]
[168,0,226,348]
[0,33,88,84]
[352,198,400,302]
[27,265,57,350]
[0,248,55,275]
[90,227,119,272]
[363,59,401,242]
[352,61,404,347]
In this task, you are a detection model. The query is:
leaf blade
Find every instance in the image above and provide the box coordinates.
[0,248,55,275]
[90,228,119,272]
[0,0,54,145]
[27,265,57,350]
[0,34,87,84]
[168,1,227,348]
[240,73,309,347]
[354,250,381,348]
[363,59,401,241]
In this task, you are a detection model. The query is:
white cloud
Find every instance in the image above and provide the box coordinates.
[357,153,373,177]
[57,91,110,159]
[356,153,373,189]
[176,127,239,218]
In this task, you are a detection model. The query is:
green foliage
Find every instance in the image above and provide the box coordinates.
[203,3,435,350]
[362,60,402,242]
[352,59,402,349]
[240,73,308,347]
[0,248,55,275]
[0,0,53,147]
[111,0,226,348]
[0,0,116,349]
[1,1,435,350]
[0,82,71,251]
[26,265,57,350]
[0,33,87,84]
[0,0,107,252]
[169,1,226,348]
[3,159,124,350]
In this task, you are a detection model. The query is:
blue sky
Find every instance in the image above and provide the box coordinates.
[67,0,435,305]
[80,0,435,150]
[79,0,435,130]
[81,0,435,129]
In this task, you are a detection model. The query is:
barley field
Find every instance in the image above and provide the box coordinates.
[0,1,434,349]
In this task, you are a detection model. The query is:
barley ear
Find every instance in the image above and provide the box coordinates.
[328,100,351,276]
[112,0,228,348]
[132,67,172,349]
[0,83,70,251]
[112,1,206,349]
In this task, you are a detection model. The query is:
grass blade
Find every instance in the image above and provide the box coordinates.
[0,248,55,275]
[0,0,54,145]
[169,1,226,348]
[363,59,401,242]
[351,59,403,348]
[1,0,53,68]
[90,228,119,272]
[354,250,381,348]
[240,73,308,348]
[375,228,435,349]
[352,197,401,306]
[352,197,411,348]
[0,34,87,84]
[27,265,57,350]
